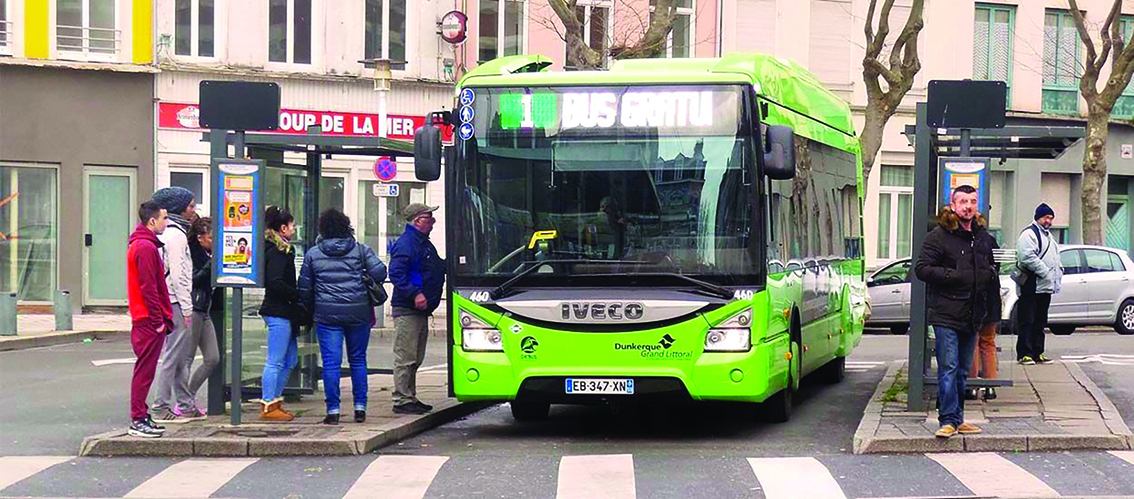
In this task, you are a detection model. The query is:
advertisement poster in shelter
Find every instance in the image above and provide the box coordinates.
[211,159,265,287]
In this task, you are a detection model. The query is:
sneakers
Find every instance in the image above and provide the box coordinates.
[1036,354,1055,364]
[145,415,166,433]
[178,406,207,422]
[322,414,340,425]
[355,410,366,423]
[415,401,434,412]
[964,389,980,401]
[393,402,430,415]
[153,408,191,424]
[260,399,295,422]
[935,424,958,438]
[128,418,164,438]
[1019,356,1036,366]
[957,422,983,435]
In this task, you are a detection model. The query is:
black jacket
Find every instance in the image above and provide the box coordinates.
[914,209,998,333]
[298,237,387,326]
[388,224,446,315]
[189,241,224,313]
[259,237,301,322]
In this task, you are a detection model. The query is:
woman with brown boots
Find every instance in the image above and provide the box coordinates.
[259,206,301,421]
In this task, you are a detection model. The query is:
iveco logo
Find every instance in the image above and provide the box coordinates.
[560,302,645,321]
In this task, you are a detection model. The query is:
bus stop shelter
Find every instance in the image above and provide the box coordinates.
[203,127,416,419]
[901,101,1084,412]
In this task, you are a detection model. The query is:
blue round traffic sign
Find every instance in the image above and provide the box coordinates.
[374,156,397,182]
[459,88,476,106]
[458,123,474,141]
[459,106,475,123]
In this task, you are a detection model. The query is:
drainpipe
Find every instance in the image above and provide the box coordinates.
[717,0,724,57]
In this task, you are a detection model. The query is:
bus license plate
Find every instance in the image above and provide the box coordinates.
[565,378,635,395]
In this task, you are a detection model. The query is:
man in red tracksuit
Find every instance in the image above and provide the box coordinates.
[126,201,174,438]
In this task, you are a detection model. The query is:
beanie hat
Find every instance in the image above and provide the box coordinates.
[152,187,194,215]
[1034,203,1055,221]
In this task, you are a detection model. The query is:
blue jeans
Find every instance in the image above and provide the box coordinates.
[261,316,298,402]
[934,325,978,428]
[316,323,372,414]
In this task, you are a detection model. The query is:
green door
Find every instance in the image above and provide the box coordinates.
[85,170,134,305]
[1107,200,1130,253]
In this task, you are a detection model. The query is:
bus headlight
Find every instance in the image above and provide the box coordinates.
[705,309,753,352]
[705,329,751,352]
[460,311,503,352]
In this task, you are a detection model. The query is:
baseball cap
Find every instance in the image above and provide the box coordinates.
[403,203,439,222]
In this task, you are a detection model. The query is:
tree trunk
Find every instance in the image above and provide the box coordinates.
[859,97,892,189]
[1081,108,1109,245]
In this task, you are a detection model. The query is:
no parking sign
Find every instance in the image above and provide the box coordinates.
[374,156,397,181]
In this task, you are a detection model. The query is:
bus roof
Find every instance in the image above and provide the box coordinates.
[458,54,855,136]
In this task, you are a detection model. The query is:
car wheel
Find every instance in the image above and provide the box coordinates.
[1116,299,1134,335]
[890,325,909,335]
[1050,325,1075,336]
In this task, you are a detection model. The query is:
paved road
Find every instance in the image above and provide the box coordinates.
[3,334,1134,498]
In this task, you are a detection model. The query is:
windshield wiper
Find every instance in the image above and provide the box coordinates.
[572,272,735,300]
[489,259,640,299]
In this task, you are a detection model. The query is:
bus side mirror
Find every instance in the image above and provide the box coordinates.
[414,124,442,181]
[764,125,795,180]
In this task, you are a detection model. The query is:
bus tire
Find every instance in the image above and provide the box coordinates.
[821,356,846,384]
[763,381,793,423]
[510,400,550,422]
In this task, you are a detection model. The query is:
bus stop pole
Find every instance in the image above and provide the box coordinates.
[207,130,227,416]
[230,130,246,426]
[908,102,932,412]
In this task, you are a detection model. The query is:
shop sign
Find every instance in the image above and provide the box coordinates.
[159,102,453,141]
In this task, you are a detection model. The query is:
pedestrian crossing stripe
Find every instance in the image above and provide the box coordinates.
[4,451,1133,499]
[1060,354,1134,366]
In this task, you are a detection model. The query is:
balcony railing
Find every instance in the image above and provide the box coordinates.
[56,24,120,60]
[0,21,13,55]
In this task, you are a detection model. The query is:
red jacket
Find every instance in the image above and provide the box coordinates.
[127,223,173,326]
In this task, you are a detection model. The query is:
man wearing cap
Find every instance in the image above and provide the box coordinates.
[388,203,446,415]
[1015,203,1063,366]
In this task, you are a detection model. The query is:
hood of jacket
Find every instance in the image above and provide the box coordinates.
[317,236,357,257]
[129,223,164,248]
[266,229,292,254]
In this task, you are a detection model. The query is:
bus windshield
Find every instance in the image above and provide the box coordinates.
[453,85,757,283]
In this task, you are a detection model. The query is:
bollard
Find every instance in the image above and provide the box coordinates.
[0,293,16,336]
[55,290,73,331]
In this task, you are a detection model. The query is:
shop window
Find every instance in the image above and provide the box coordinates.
[358,179,426,256]
[0,165,58,302]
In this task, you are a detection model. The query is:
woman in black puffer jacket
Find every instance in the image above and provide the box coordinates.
[298,208,386,425]
[259,207,301,421]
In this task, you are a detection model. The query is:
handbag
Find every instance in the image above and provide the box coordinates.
[357,246,388,307]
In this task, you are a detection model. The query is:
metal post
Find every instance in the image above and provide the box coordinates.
[230,130,246,426]
[908,103,932,412]
[54,290,73,331]
[960,129,972,157]
[207,129,227,417]
[0,293,16,336]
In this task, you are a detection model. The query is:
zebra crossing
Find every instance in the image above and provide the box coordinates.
[845,361,888,373]
[4,451,1134,499]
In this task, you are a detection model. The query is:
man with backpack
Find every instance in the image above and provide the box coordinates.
[1015,203,1063,365]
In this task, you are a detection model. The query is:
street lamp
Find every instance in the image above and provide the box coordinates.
[360,58,393,137]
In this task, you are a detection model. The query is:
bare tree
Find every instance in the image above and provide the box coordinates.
[542,0,683,70]
[1066,0,1134,245]
[860,0,925,188]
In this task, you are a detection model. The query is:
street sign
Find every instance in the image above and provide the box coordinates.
[373,183,400,198]
[374,156,397,181]
[200,81,281,131]
[927,80,1006,129]
[440,10,468,45]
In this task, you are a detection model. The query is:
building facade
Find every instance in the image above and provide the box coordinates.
[0,0,156,309]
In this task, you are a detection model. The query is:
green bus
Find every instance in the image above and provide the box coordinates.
[412,53,867,422]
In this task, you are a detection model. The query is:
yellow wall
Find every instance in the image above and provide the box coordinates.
[133,0,153,64]
[23,0,49,59]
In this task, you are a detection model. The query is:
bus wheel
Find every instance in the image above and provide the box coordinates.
[510,400,550,422]
[821,356,846,384]
[763,381,793,423]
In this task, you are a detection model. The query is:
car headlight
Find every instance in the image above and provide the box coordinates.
[460,311,503,352]
[705,309,752,352]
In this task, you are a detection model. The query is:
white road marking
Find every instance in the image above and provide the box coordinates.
[557,454,636,499]
[343,455,449,499]
[0,456,72,491]
[124,458,258,498]
[927,452,1058,498]
[748,457,847,499]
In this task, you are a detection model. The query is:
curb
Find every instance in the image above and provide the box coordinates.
[856,434,1132,454]
[1064,361,1134,438]
[79,400,493,457]
[0,330,130,352]
[853,361,903,454]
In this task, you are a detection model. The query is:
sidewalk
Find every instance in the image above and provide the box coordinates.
[80,367,489,457]
[0,314,132,351]
[854,357,1134,453]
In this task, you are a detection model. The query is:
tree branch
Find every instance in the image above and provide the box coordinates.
[1067,0,1099,74]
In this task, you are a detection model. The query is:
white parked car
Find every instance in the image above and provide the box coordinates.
[866,245,1134,336]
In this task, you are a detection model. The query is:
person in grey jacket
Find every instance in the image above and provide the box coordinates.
[298,209,386,425]
[1015,203,1063,365]
[150,187,205,423]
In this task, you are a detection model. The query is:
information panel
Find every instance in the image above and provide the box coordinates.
[211,158,265,287]
[939,157,992,218]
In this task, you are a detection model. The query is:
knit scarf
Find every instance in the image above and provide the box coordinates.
[167,213,192,234]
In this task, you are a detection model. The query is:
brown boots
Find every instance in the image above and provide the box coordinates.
[260,398,294,421]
